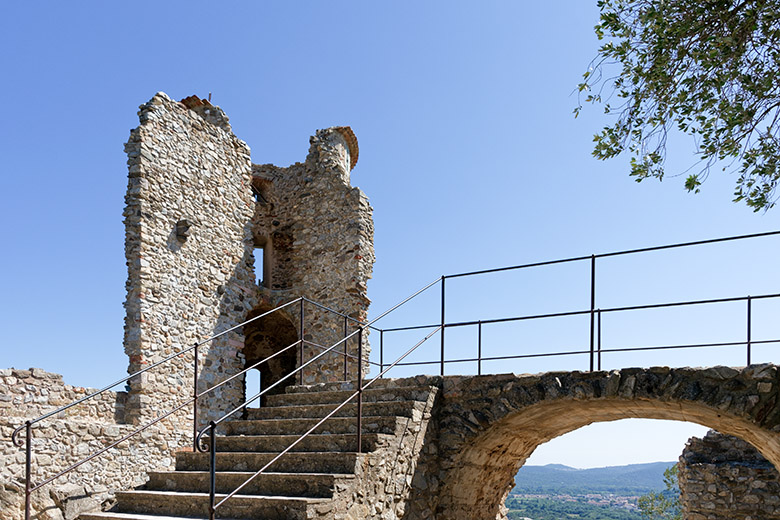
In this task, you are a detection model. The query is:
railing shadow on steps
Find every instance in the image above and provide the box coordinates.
[12,229,780,520]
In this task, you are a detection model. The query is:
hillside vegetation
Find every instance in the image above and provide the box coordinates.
[512,462,675,495]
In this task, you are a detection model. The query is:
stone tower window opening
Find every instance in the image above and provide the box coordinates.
[253,247,264,286]
[251,184,268,204]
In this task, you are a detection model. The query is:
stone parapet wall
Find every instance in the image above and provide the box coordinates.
[0,368,189,520]
[0,368,124,424]
[679,430,780,520]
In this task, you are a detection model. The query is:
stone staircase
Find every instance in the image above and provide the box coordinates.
[79,379,439,520]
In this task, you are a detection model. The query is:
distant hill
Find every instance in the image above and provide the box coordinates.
[511,461,676,496]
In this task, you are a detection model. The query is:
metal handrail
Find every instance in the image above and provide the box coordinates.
[12,294,394,520]
[301,297,382,333]
[206,325,443,518]
[10,297,305,447]
[390,339,780,368]
[15,230,779,520]
[443,229,780,279]
[195,277,443,447]
[391,291,780,331]
[377,231,780,377]
[198,277,446,518]
[380,229,780,375]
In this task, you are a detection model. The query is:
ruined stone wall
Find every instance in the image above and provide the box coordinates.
[251,126,374,386]
[0,368,124,423]
[123,92,257,427]
[0,368,188,520]
[123,93,374,419]
[1,92,376,519]
[679,431,780,520]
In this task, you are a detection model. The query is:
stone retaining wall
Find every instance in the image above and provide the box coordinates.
[0,368,188,520]
[679,430,780,519]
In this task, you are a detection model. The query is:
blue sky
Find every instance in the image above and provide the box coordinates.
[1,1,777,468]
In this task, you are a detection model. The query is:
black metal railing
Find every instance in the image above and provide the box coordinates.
[376,229,780,375]
[10,295,379,520]
[195,229,780,519]
[12,229,780,520]
[195,277,442,519]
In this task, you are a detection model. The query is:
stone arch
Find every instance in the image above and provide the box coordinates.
[432,366,780,520]
[242,304,298,406]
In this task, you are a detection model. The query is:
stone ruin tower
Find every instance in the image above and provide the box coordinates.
[122,92,374,426]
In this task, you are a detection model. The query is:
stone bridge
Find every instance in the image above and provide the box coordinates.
[398,364,780,520]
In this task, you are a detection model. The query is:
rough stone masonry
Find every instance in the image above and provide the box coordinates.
[679,431,780,519]
[122,93,374,429]
[1,92,375,519]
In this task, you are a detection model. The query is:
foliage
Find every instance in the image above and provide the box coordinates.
[637,465,681,519]
[506,496,643,520]
[576,0,780,211]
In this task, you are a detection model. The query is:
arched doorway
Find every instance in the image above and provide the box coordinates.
[242,304,298,407]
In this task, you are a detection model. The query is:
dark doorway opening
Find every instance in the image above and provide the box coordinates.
[242,305,298,407]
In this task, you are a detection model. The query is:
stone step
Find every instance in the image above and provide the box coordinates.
[113,490,327,520]
[284,375,438,394]
[245,400,425,420]
[82,513,245,520]
[265,385,434,407]
[145,470,354,498]
[210,432,384,453]
[224,415,401,436]
[176,451,359,474]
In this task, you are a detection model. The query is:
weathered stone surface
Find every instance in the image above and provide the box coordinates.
[403,367,780,520]
[123,92,256,428]
[0,367,189,520]
[1,93,376,520]
[122,93,374,427]
[50,484,99,520]
[250,125,373,388]
[679,431,780,519]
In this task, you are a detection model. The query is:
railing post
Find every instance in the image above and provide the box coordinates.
[208,421,216,520]
[299,299,305,385]
[379,330,384,378]
[597,310,602,371]
[747,296,752,366]
[193,343,199,450]
[343,316,349,382]
[589,255,596,372]
[440,276,446,376]
[357,328,363,454]
[24,420,31,520]
[477,321,482,376]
